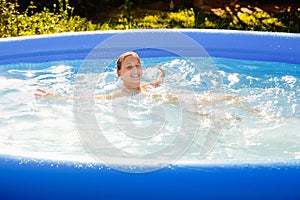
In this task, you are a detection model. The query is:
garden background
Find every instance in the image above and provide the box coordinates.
[1,0,299,38]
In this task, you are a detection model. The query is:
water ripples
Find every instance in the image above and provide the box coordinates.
[0,57,299,164]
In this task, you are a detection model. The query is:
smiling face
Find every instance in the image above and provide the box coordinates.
[117,54,143,83]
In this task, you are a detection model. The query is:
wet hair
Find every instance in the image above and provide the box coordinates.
[117,52,141,71]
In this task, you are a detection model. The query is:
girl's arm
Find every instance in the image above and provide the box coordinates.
[34,88,82,100]
[151,66,165,87]
[143,66,165,88]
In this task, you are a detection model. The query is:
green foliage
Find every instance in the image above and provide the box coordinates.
[116,0,134,30]
[0,0,19,37]
[193,6,299,33]
[228,11,285,31]
[0,0,100,38]
[121,0,133,24]
[275,10,300,33]
[1,0,299,38]
[168,9,195,28]
[135,9,195,29]
[137,15,167,28]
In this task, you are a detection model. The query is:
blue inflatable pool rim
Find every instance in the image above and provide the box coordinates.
[0,29,300,199]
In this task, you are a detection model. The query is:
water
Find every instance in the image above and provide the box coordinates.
[0,56,299,165]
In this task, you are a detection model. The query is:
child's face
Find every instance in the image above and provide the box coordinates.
[118,55,142,83]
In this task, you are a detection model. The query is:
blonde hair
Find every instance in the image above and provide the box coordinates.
[117,52,141,71]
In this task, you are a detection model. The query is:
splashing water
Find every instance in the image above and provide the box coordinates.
[0,56,299,165]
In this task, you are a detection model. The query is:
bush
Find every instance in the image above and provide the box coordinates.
[0,0,19,37]
[229,10,285,31]
[168,9,195,28]
[1,0,299,38]
[0,0,99,37]
[135,8,195,29]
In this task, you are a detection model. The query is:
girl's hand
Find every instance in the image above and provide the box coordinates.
[150,66,165,87]
[34,88,56,99]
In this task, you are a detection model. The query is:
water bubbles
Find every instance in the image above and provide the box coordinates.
[1,56,300,167]
[282,75,297,88]
[50,64,71,74]
[228,73,240,86]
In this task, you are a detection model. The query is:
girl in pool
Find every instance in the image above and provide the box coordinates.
[35,51,257,113]
[35,52,165,99]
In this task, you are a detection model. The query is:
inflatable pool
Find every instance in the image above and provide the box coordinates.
[0,29,300,199]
